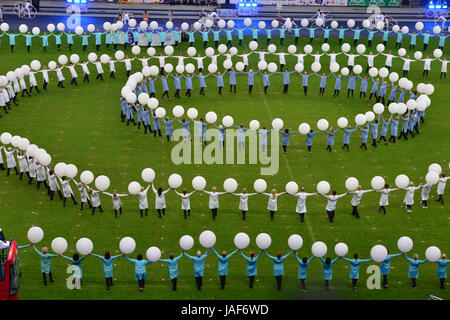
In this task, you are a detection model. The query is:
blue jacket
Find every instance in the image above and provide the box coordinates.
[92,254,122,278]
[342,257,371,279]
[380,253,402,275]
[184,248,211,277]
[240,251,262,276]
[212,248,238,276]
[264,251,292,276]
[436,259,449,278]
[33,246,57,274]
[160,254,183,279]
[404,254,427,278]
[295,255,315,279]
[320,257,340,280]
[325,128,340,145]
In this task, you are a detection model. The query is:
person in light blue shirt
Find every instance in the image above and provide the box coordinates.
[120,30,129,50]
[278,70,294,94]
[160,252,183,290]
[64,31,75,50]
[182,74,193,97]
[212,72,224,94]
[337,25,348,44]
[242,70,257,94]
[357,75,369,98]
[320,256,341,290]
[325,127,340,152]
[342,126,357,151]
[61,253,89,284]
[151,111,162,137]
[260,71,273,94]
[112,31,120,49]
[408,31,417,49]
[147,77,156,98]
[293,26,301,44]
[39,32,51,51]
[437,33,448,49]
[134,104,144,130]
[316,73,330,96]
[295,254,315,292]
[321,27,331,43]
[379,115,391,144]
[173,28,182,47]
[158,28,167,47]
[333,74,342,97]
[369,118,380,147]
[178,118,192,141]
[278,26,286,44]
[124,253,152,292]
[144,30,153,47]
[300,72,312,95]
[227,68,238,93]
[369,78,381,101]
[367,29,378,47]
[382,30,390,45]
[342,253,371,291]
[195,73,209,96]
[265,27,272,44]
[395,31,404,49]
[307,26,317,43]
[225,27,234,46]
[31,245,58,286]
[263,250,293,290]
[398,114,410,140]
[142,107,152,134]
[422,30,431,51]
[380,250,402,288]
[403,253,427,288]
[240,250,263,288]
[195,118,210,145]
[199,29,209,48]
[6,32,20,51]
[158,75,170,100]
[359,125,369,150]
[212,28,221,47]
[280,128,298,154]
[23,32,35,52]
[92,251,122,290]
[80,32,90,51]
[388,84,400,104]
[93,29,104,50]
[436,254,449,289]
[397,89,408,103]
[351,27,362,45]
[306,129,321,153]
[211,248,238,289]
[389,116,399,143]
[251,26,258,41]
[52,32,63,51]
[346,74,357,98]
[185,30,196,47]
[237,27,244,46]
[171,73,182,98]
[184,248,211,290]
[163,117,175,141]
[377,81,391,105]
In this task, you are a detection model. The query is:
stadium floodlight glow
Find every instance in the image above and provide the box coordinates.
[245,3,251,6]
[251,3,257,6]
[238,2,244,6]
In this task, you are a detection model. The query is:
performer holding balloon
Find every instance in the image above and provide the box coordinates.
[160,253,183,291]
[263,250,292,291]
[91,251,122,290]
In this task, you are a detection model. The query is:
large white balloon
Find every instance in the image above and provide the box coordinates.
[119,237,136,254]
[249,120,260,131]
[141,168,155,183]
[80,170,94,185]
[415,22,424,31]
[168,173,183,188]
[205,111,217,124]
[288,234,303,251]
[128,181,141,195]
[199,230,216,248]
[192,176,206,190]
[373,103,384,115]
[51,237,68,254]
[223,178,238,193]
[371,176,385,190]
[370,245,388,262]
[272,118,284,130]
[365,111,375,122]
[222,115,234,127]
[397,236,413,253]
[428,163,442,175]
[65,164,78,179]
[345,177,359,191]
[146,246,161,262]
[311,241,327,257]
[298,123,310,135]
[234,232,250,249]
[317,119,329,131]
[179,235,194,250]
[76,238,93,255]
[425,171,439,185]
[425,246,441,262]
[337,117,348,128]
[395,174,409,189]
[334,243,348,257]
[255,233,271,250]
[316,181,330,194]
[355,114,366,126]
[54,163,68,178]
[27,226,44,243]
[253,179,267,193]
[95,175,110,191]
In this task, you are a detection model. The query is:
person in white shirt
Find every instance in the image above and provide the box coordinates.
[59,177,78,207]
[79,61,90,83]
[72,179,91,211]
[290,187,317,222]
[6,82,17,106]
[89,188,104,215]
[363,52,378,73]
[344,51,358,70]
[55,65,65,88]
[103,190,128,217]
[238,51,251,71]
[382,51,397,71]
[139,55,150,68]
[402,182,422,212]
[95,60,104,81]
[67,64,78,86]
[421,56,435,77]
[349,186,372,218]
[47,168,63,201]
[0,146,4,170]
[109,58,116,78]
[194,54,205,73]
[320,190,348,222]
[400,56,415,76]
[152,181,171,218]
[16,151,29,180]
[18,74,30,97]
[436,173,449,204]
[202,186,227,220]
[439,57,448,79]
[176,53,186,67]
[258,49,268,62]
[137,184,150,218]
[35,162,48,190]
[158,54,167,75]
[420,182,432,208]
[232,188,257,220]
[174,188,196,219]
[4,147,18,176]
[274,50,287,70]
[262,189,286,221]
[326,51,341,65]
[27,156,37,184]
[123,56,134,77]
[28,71,40,93]
[377,184,397,214]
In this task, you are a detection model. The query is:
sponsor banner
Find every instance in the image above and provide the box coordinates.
[259,0,348,6]
[347,0,400,6]
[218,9,238,18]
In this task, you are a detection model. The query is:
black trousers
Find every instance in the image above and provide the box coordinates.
[230,84,236,93]
[157,208,165,217]
[300,278,307,290]
[37,180,49,190]
[249,276,255,288]
[326,210,335,222]
[275,275,282,290]
[211,208,217,219]
[6,167,18,176]
[63,195,77,207]
[80,200,92,210]
[42,272,53,285]
[352,278,358,288]
[378,206,386,214]
[351,206,360,218]
[241,210,246,220]
[333,89,340,97]
[389,135,396,143]
[220,275,226,289]
[114,207,123,218]
[172,278,177,290]
[183,209,190,219]
[140,208,148,217]
[106,277,113,289]
[299,212,305,222]
[195,276,203,290]
[283,84,288,94]
[269,210,275,220]
[248,85,253,94]
[303,86,308,95]
[92,205,104,215]
[185,89,191,97]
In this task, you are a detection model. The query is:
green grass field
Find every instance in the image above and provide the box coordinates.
[0,33,449,300]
